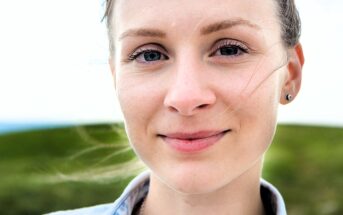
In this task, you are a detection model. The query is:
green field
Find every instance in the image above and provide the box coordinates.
[0,124,342,215]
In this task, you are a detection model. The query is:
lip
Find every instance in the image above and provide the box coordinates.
[158,130,230,153]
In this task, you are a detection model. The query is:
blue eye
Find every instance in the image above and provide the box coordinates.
[210,39,249,58]
[143,51,162,61]
[219,46,240,56]
[212,45,247,57]
[129,48,169,63]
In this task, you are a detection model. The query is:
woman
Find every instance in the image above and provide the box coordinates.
[50,0,304,214]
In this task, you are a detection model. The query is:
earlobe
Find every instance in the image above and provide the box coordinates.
[280,43,304,105]
[109,58,116,88]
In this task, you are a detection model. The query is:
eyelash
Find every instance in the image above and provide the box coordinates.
[127,39,249,63]
[209,39,249,57]
[128,48,168,62]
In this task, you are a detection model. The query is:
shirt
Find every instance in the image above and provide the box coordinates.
[47,171,287,215]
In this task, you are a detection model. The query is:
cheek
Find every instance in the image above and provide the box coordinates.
[116,73,165,150]
[117,85,152,162]
[117,72,162,118]
[214,71,280,122]
[240,97,278,139]
[240,76,280,126]
[235,74,281,153]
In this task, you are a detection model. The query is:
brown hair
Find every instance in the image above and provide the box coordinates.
[103,0,301,55]
[277,0,301,47]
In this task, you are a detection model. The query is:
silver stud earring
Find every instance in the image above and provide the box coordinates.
[286,94,292,101]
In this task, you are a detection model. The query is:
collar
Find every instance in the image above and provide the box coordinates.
[110,171,287,215]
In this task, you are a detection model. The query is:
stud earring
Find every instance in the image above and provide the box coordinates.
[286,94,292,101]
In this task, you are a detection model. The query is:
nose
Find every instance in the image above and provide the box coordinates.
[163,59,216,116]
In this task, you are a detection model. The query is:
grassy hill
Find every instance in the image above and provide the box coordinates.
[0,123,342,215]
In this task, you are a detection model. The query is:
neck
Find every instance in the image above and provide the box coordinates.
[143,160,265,215]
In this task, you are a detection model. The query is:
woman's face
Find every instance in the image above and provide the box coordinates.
[111,0,296,194]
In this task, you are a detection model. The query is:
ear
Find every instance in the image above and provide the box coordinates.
[109,57,116,88]
[280,43,304,105]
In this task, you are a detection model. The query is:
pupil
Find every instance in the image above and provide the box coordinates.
[220,47,238,55]
[144,51,161,61]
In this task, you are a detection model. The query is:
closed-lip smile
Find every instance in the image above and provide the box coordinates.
[158,129,231,153]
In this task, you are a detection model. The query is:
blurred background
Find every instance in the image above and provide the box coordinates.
[0,0,342,214]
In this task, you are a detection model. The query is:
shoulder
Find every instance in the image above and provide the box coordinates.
[46,171,150,215]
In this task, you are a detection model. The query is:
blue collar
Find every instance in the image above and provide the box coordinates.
[47,171,287,215]
[111,171,287,215]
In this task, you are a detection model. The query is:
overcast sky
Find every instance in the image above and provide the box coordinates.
[0,0,342,126]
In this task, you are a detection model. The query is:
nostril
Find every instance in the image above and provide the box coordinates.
[166,103,209,114]
[168,106,178,112]
[197,104,208,109]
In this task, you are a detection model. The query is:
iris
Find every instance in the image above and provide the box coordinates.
[220,46,239,56]
[143,51,161,61]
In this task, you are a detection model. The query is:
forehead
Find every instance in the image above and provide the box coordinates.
[113,0,279,39]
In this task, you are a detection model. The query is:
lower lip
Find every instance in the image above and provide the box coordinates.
[161,132,227,153]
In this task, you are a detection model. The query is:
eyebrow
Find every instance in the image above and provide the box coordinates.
[119,19,260,40]
[200,19,261,35]
[119,28,166,40]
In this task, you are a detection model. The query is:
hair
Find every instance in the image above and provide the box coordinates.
[277,0,301,47]
[103,0,301,56]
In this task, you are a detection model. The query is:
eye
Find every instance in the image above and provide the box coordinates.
[209,39,249,58]
[219,46,240,56]
[128,45,169,64]
[141,51,164,61]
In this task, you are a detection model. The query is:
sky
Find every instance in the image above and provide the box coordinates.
[0,0,342,127]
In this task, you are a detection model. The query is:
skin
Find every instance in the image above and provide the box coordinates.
[109,0,304,214]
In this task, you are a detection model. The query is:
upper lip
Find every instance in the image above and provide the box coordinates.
[158,129,231,140]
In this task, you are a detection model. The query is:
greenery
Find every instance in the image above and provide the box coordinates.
[0,123,342,215]
[264,125,343,215]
